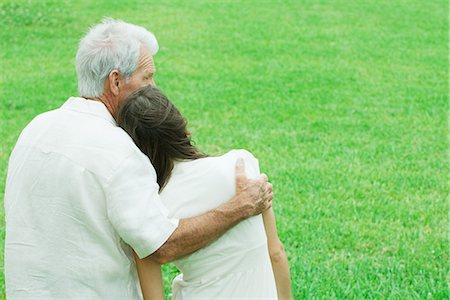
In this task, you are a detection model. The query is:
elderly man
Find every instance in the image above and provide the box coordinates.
[4,19,272,299]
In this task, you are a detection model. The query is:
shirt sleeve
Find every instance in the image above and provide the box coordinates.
[105,149,179,259]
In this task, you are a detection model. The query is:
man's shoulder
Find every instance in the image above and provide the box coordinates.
[19,105,135,151]
[13,102,145,180]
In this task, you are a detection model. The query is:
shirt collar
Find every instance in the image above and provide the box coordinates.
[61,97,117,126]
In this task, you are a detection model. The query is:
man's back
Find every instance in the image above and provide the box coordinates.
[4,97,178,299]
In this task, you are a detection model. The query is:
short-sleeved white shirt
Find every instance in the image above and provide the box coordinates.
[4,97,179,299]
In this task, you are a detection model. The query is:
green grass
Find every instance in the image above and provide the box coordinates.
[0,0,448,298]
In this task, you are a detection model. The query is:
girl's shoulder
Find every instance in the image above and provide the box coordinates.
[222,149,260,179]
[173,149,260,180]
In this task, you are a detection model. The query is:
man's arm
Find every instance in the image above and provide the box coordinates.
[148,158,273,264]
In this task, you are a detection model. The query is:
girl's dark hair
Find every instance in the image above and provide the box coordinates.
[118,85,207,190]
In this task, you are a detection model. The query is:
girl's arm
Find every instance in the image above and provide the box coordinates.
[133,251,165,300]
[262,207,292,300]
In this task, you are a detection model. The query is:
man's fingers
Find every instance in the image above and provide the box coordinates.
[260,173,268,183]
[262,187,273,209]
[235,158,246,179]
[264,192,273,209]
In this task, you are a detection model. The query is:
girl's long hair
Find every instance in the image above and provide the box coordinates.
[118,85,207,190]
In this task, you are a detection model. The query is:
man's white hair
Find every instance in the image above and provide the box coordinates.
[76,18,158,98]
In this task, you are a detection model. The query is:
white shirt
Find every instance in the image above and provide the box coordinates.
[160,150,277,299]
[4,97,179,299]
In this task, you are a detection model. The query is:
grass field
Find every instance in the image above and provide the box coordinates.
[0,0,448,299]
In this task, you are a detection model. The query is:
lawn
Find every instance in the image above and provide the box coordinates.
[0,0,448,299]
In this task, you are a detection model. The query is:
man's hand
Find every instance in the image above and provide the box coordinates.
[234,158,273,217]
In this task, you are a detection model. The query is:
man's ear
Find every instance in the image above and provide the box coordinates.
[108,70,121,96]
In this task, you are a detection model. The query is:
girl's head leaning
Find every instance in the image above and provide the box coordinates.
[117,85,206,190]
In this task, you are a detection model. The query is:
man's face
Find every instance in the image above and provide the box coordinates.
[118,46,156,106]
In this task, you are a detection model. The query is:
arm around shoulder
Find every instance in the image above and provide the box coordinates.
[148,157,273,264]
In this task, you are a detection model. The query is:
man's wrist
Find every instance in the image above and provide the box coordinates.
[227,193,254,221]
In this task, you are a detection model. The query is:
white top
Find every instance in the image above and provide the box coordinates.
[4,97,179,299]
[160,150,277,299]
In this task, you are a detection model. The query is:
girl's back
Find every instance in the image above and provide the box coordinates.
[159,149,277,299]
